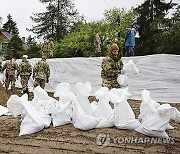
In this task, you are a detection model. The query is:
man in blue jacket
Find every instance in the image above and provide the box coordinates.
[124,27,135,57]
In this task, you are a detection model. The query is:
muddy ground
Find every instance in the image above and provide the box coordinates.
[0,83,180,154]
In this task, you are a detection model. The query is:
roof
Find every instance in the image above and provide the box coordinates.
[0,31,29,49]
[1,31,12,40]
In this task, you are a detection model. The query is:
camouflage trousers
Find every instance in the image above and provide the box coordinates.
[34,78,46,89]
[5,73,16,92]
[20,75,30,91]
[102,79,121,89]
[95,43,101,56]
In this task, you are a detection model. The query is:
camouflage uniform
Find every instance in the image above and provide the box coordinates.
[41,38,54,58]
[94,31,101,57]
[41,41,48,58]
[101,44,123,89]
[33,56,50,89]
[17,56,32,94]
[1,59,18,93]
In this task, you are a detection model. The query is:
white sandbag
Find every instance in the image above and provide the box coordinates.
[72,100,100,130]
[158,104,180,123]
[135,113,169,138]
[75,82,93,115]
[136,89,171,138]
[91,101,98,115]
[7,94,28,117]
[54,82,71,98]
[117,74,128,87]
[110,88,140,130]
[52,101,73,127]
[51,83,76,126]
[0,105,8,116]
[138,89,160,122]
[93,87,114,128]
[52,110,71,127]
[33,86,49,101]
[19,100,51,136]
[30,86,58,115]
[123,59,139,75]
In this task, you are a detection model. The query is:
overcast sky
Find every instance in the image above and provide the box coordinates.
[0,0,178,39]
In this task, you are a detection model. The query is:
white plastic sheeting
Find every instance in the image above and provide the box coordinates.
[10,54,179,103]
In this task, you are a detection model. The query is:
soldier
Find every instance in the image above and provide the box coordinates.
[41,38,54,58]
[1,57,18,93]
[47,37,54,58]
[101,43,123,89]
[33,56,50,89]
[41,41,48,58]
[94,30,101,57]
[17,55,32,95]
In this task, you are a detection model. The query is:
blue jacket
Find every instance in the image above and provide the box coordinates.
[125,30,135,47]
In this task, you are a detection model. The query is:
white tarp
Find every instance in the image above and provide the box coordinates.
[4,54,180,103]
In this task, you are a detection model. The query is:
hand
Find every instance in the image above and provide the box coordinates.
[46,78,49,83]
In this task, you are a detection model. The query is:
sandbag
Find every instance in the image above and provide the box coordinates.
[7,94,28,117]
[19,100,51,136]
[136,89,174,138]
[117,74,128,87]
[75,82,93,115]
[110,88,141,130]
[93,87,114,128]
[72,100,100,130]
[123,59,139,75]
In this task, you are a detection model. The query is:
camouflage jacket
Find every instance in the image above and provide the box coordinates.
[2,60,18,76]
[17,60,32,76]
[101,54,123,89]
[33,60,50,80]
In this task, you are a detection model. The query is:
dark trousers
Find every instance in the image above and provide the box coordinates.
[125,46,134,57]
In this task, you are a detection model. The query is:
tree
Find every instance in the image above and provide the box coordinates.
[25,35,41,58]
[28,0,83,41]
[5,34,23,59]
[134,0,175,55]
[53,8,137,58]
[2,14,19,35]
